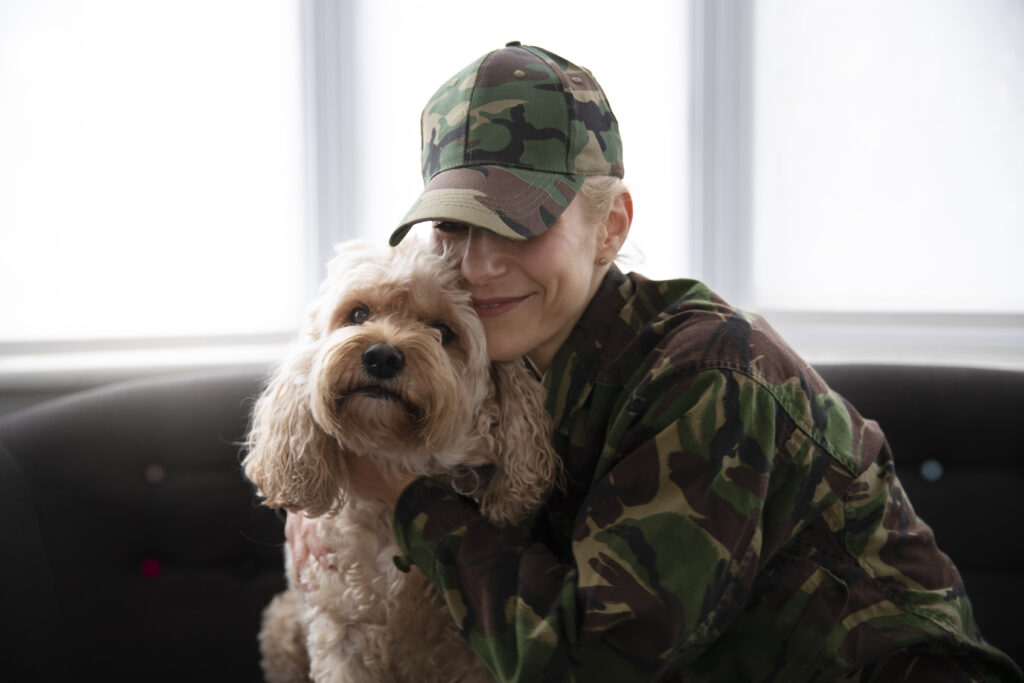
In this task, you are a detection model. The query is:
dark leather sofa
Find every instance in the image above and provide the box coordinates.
[1,364,1021,681]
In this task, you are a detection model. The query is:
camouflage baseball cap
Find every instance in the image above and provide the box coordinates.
[390,42,624,246]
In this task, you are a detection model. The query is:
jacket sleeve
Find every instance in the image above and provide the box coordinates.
[392,367,833,682]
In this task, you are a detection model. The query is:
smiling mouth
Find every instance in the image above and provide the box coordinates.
[472,295,528,318]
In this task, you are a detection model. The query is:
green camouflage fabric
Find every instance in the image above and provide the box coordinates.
[393,268,1023,682]
[391,42,624,247]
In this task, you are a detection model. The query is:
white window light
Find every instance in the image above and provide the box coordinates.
[0,0,312,386]
[3,0,1022,396]
[691,0,1024,369]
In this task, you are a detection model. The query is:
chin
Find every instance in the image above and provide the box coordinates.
[481,333,533,365]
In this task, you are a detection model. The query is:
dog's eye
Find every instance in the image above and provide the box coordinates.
[430,322,456,346]
[347,305,370,325]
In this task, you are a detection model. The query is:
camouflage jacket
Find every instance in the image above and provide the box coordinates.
[393,268,1022,682]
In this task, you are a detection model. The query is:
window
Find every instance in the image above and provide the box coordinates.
[0,0,308,377]
[692,0,1024,367]
[3,0,1020,396]
[752,0,1024,314]
[0,0,689,388]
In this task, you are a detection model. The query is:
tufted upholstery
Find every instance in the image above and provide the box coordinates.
[0,370,284,682]
[0,364,1020,679]
[814,364,1024,666]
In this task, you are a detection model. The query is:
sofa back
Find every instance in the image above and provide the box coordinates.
[1,364,1021,679]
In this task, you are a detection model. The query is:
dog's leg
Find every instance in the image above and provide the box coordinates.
[306,611,391,683]
[259,588,313,683]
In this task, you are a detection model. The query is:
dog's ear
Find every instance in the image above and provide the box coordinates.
[243,350,346,518]
[477,360,563,526]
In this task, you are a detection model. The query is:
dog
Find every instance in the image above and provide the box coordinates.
[243,239,561,683]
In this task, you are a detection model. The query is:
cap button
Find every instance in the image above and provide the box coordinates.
[505,40,521,47]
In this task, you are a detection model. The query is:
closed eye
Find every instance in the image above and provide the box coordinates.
[433,221,471,235]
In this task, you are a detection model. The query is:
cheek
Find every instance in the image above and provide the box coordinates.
[531,243,594,308]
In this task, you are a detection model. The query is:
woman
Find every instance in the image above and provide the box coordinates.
[289,43,1022,681]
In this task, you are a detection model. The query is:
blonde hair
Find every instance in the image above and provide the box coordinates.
[577,175,630,266]
[578,175,628,227]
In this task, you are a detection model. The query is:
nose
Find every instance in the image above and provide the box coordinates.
[362,342,405,379]
[458,227,507,286]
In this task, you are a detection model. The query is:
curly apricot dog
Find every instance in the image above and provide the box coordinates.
[243,239,560,683]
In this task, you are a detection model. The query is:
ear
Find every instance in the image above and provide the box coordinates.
[242,352,346,518]
[477,360,563,526]
[599,189,633,259]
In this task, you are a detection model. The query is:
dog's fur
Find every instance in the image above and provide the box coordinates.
[243,239,561,683]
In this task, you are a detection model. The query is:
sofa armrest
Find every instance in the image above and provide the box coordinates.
[816,363,1024,665]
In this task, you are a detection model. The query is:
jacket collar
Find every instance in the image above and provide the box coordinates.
[543,266,631,441]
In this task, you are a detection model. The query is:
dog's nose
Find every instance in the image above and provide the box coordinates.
[362,343,405,379]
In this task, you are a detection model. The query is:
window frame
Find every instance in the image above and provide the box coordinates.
[688,0,1024,370]
[0,0,352,395]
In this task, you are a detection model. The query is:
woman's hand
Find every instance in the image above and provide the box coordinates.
[285,510,329,574]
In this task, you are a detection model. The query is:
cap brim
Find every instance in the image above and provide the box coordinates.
[390,165,584,246]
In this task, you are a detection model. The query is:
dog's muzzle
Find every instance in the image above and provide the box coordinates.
[362,342,405,379]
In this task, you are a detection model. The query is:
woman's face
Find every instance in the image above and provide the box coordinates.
[432,197,605,373]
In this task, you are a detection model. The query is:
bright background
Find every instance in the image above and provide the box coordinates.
[753,0,1024,313]
[1,0,1022,408]
[0,0,307,341]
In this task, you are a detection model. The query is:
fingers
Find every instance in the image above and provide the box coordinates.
[285,511,310,571]
[287,511,332,570]
[302,516,331,569]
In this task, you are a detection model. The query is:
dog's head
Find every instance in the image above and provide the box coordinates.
[243,239,559,520]
[308,239,491,457]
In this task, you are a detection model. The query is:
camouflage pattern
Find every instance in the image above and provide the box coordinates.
[391,43,624,247]
[393,268,1024,682]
